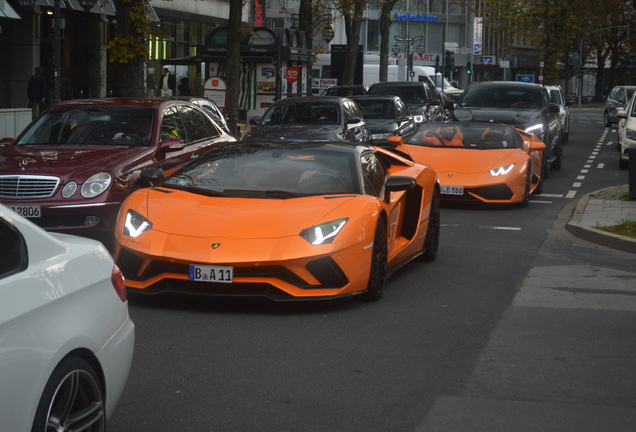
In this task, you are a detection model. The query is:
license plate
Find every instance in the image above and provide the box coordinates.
[188,264,233,283]
[7,205,41,218]
[440,185,464,195]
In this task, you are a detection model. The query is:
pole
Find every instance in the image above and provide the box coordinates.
[54,0,61,104]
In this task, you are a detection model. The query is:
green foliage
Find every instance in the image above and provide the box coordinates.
[106,0,158,64]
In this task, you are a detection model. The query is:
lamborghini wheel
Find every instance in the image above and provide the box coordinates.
[420,188,440,262]
[31,357,105,432]
[363,217,388,301]
[519,169,531,208]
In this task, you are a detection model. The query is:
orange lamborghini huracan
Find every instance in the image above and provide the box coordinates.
[388,122,546,207]
[114,141,440,301]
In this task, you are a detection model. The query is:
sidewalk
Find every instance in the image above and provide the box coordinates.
[566,184,636,254]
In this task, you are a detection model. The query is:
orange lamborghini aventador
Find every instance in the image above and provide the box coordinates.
[114,141,440,301]
[389,122,545,207]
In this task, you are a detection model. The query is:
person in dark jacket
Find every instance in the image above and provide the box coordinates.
[159,67,176,96]
[27,67,48,119]
[178,77,192,96]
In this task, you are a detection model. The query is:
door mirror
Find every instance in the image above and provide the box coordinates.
[160,138,185,152]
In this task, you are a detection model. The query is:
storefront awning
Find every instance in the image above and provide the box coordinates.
[1,0,21,19]
[33,0,158,20]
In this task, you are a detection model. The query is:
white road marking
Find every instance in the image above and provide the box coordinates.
[577,176,585,180]
[529,200,552,204]
[540,193,563,198]
[581,169,589,173]
[573,182,582,187]
[479,226,522,231]
[598,163,605,168]
[566,190,577,198]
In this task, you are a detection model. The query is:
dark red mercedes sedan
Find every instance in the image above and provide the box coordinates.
[0,98,235,234]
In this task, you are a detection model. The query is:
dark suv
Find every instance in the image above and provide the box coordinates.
[450,81,562,178]
[604,86,636,127]
[367,81,444,123]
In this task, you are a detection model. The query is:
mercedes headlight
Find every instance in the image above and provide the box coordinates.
[490,164,515,176]
[626,128,636,141]
[81,172,112,198]
[300,218,348,245]
[123,209,153,238]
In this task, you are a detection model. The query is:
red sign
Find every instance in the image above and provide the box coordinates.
[254,0,265,27]
[285,67,300,83]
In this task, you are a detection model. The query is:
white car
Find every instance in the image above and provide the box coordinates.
[0,204,134,431]
[616,93,636,169]
[546,85,571,142]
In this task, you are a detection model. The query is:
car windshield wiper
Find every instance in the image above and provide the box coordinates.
[162,183,227,197]
[222,189,307,199]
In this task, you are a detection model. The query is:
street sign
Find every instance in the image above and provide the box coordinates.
[501,60,510,68]
[474,43,482,55]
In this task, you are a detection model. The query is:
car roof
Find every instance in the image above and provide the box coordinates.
[349,95,399,101]
[50,98,185,109]
[468,81,543,89]
[227,139,369,155]
[275,96,345,103]
[369,81,426,87]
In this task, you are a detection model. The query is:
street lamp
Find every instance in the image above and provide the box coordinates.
[394,35,423,80]
[290,13,335,44]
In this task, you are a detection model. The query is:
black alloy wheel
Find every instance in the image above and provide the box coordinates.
[31,357,105,432]
[363,217,388,301]
[519,168,531,208]
[420,187,440,262]
[604,111,612,127]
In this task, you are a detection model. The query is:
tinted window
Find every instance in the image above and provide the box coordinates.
[550,89,562,105]
[165,144,359,197]
[368,85,427,104]
[396,98,410,116]
[345,100,364,120]
[460,86,540,109]
[179,105,213,142]
[406,122,522,149]
[161,106,187,141]
[360,152,386,197]
[17,107,154,146]
[627,88,636,100]
[354,100,396,119]
[261,102,340,125]
[0,217,27,279]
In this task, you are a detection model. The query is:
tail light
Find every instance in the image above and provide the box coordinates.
[111,265,127,302]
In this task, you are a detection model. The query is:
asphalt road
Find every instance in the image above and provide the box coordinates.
[109,107,636,431]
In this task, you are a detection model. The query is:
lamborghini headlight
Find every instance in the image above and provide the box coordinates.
[525,124,544,140]
[300,218,348,245]
[490,164,515,176]
[81,172,112,198]
[124,209,153,238]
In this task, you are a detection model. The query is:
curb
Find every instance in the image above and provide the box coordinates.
[566,193,636,254]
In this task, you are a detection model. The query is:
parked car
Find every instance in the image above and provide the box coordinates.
[389,122,545,207]
[350,95,416,145]
[615,92,636,169]
[165,96,231,135]
[243,96,370,144]
[321,85,368,97]
[451,81,561,179]
[366,80,444,123]
[0,203,134,431]
[114,140,440,301]
[604,85,636,127]
[546,85,571,142]
[0,98,235,234]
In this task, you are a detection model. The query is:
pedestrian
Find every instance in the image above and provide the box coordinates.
[27,66,48,120]
[159,67,176,97]
[146,68,156,98]
[178,77,192,96]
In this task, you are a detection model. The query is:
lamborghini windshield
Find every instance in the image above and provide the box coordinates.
[17,107,154,146]
[405,123,524,149]
[164,143,360,198]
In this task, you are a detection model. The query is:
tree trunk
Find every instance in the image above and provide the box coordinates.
[341,2,365,85]
[111,0,145,97]
[379,4,394,83]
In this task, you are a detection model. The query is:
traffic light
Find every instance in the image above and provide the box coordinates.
[466,62,471,74]
[444,50,455,71]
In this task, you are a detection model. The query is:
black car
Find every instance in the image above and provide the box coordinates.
[366,81,444,123]
[243,96,370,144]
[350,95,416,145]
[321,85,368,97]
[450,81,562,178]
[604,86,636,127]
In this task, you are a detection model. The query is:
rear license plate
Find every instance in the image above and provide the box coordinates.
[189,264,233,283]
[7,205,41,218]
[440,185,464,195]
